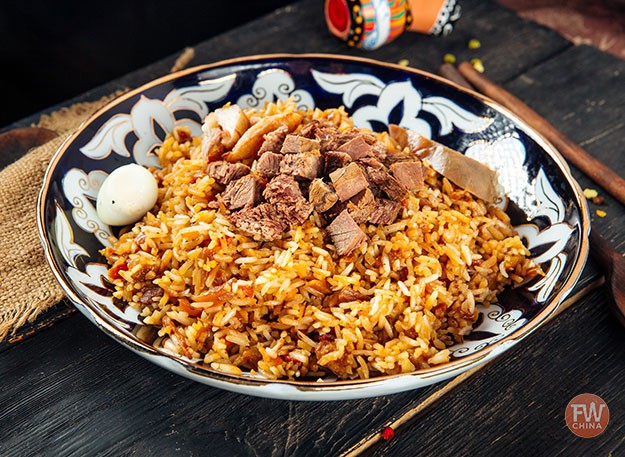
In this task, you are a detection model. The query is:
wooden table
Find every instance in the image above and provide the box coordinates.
[1,1,623,455]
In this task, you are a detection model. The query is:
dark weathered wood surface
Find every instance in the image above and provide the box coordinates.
[1,1,623,456]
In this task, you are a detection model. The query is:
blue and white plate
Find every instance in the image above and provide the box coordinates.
[37,54,589,400]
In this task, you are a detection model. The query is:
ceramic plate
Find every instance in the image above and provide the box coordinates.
[38,54,589,400]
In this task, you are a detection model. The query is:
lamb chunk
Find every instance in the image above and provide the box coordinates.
[337,135,373,160]
[359,158,407,201]
[280,198,313,225]
[279,151,323,180]
[336,130,387,160]
[326,210,367,256]
[263,174,304,204]
[253,151,282,180]
[389,160,424,192]
[369,198,402,225]
[324,150,352,175]
[297,120,321,138]
[320,199,348,226]
[385,151,415,163]
[221,175,261,210]
[138,284,164,305]
[336,288,368,303]
[329,163,369,201]
[309,179,338,213]
[206,161,250,185]
[280,135,321,154]
[347,188,375,224]
[324,288,369,307]
[258,125,289,154]
[370,140,388,161]
[337,129,362,143]
[264,174,313,225]
[315,126,343,152]
[230,203,288,241]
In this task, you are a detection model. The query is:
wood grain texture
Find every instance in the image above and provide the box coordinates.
[0,0,623,456]
[504,44,625,250]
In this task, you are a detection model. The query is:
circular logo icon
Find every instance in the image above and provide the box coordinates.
[565,393,610,438]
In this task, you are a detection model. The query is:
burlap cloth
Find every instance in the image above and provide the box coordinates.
[0,48,195,341]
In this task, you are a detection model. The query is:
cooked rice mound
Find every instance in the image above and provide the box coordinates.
[102,100,537,380]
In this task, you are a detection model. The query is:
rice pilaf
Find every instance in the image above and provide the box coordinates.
[102,100,538,380]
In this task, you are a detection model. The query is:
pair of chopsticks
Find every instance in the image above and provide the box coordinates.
[439,62,625,327]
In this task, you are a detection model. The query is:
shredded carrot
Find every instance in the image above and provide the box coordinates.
[109,260,128,280]
[178,297,202,317]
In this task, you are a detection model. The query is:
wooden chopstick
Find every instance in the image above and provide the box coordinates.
[438,63,474,90]
[455,61,625,207]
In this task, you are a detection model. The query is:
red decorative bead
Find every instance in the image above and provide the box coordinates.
[381,426,395,441]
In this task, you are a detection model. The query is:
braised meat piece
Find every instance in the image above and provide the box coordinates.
[253,151,282,180]
[221,175,261,210]
[369,198,402,225]
[313,125,343,152]
[347,188,375,224]
[385,151,415,164]
[324,150,352,175]
[281,198,314,225]
[308,179,338,213]
[138,284,164,305]
[280,135,321,154]
[359,157,407,201]
[369,140,388,161]
[329,162,369,201]
[263,174,313,225]
[326,210,367,256]
[297,120,321,138]
[279,151,323,180]
[206,161,250,185]
[337,135,373,160]
[212,117,436,253]
[336,130,386,161]
[336,288,368,303]
[324,288,369,307]
[230,203,288,241]
[264,173,304,204]
[389,160,424,192]
[258,125,289,154]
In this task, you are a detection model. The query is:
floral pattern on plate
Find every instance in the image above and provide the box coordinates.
[39,55,589,400]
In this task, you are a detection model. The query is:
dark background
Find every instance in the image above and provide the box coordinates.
[0,0,297,128]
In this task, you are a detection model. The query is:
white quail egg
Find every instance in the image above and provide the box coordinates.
[96,164,158,226]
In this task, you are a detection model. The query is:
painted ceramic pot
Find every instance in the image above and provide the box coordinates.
[38,54,589,400]
[325,0,461,49]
